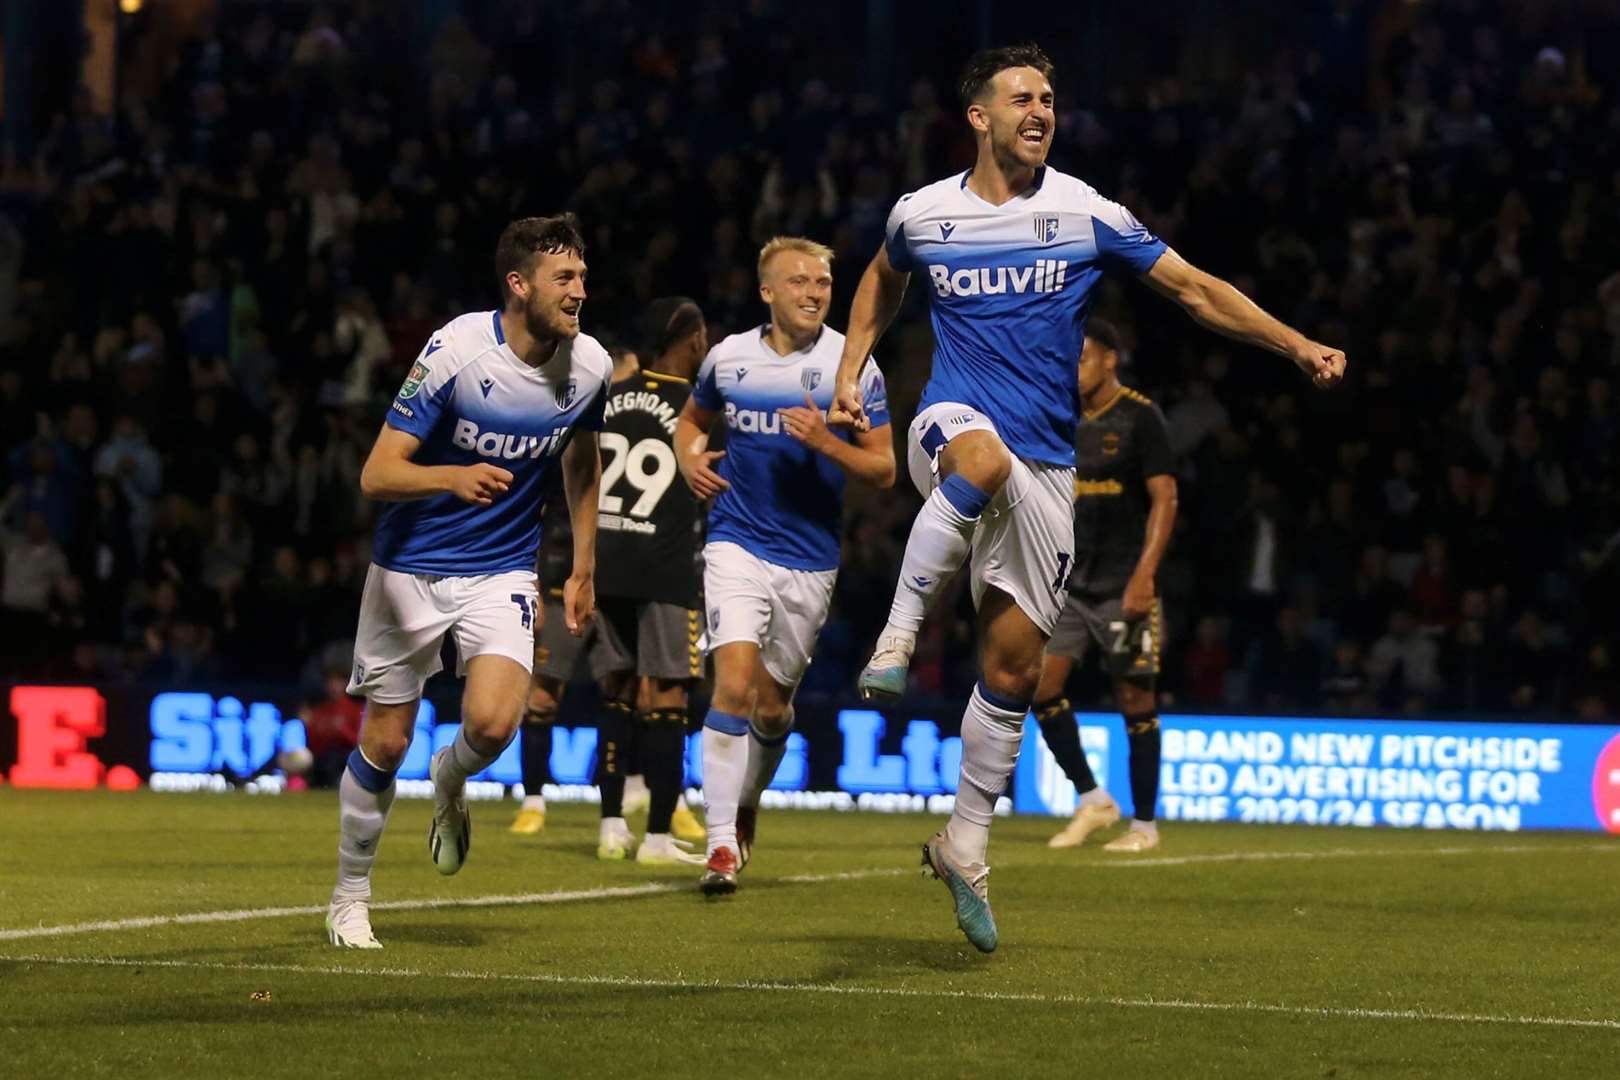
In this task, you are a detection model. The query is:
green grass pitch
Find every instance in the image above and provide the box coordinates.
[1,788,1616,1078]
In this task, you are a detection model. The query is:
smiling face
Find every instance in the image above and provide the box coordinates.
[509,248,587,341]
[969,66,1055,172]
[759,250,832,339]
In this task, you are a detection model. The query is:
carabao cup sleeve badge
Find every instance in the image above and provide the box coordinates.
[399,361,431,398]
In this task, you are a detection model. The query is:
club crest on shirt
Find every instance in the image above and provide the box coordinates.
[1034,213,1060,244]
[559,378,578,409]
[1102,432,1121,455]
[398,360,431,399]
[801,369,822,392]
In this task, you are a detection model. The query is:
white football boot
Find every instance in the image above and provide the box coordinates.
[428,747,471,875]
[597,817,636,861]
[325,895,382,949]
[1048,796,1121,848]
[635,833,705,865]
[1103,824,1161,853]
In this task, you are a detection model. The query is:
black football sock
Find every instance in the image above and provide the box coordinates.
[1124,712,1162,822]
[520,721,553,797]
[595,699,635,818]
[640,708,688,835]
[1035,696,1098,794]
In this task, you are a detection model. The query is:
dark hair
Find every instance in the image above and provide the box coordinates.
[1084,316,1123,355]
[642,296,705,357]
[958,44,1056,108]
[495,214,587,298]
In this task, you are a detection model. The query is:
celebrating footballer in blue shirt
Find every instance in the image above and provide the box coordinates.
[830,44,1347,953]
[326,214,609,949]
[676,236,895,896]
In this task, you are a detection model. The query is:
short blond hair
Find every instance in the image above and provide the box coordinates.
[757,235,834,281]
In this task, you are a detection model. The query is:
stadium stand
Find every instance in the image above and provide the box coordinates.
[1,0,1616,721]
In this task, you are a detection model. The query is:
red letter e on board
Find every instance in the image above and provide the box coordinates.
[9,687,107,788]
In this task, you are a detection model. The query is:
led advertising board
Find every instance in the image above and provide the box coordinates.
[4,685,1616,833]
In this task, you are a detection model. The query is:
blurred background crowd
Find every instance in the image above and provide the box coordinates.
[1,0,1617,720]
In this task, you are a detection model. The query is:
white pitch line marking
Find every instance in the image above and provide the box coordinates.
[1100,842,1620,869]
[4,954,1617,1032]
[0,867,906,943]
[3,844,1614,941]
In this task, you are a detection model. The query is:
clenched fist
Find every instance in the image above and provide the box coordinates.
[449,463,513,506]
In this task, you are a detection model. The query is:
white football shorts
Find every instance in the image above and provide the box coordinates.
[906,401,1077,636]
[348,564,539,704]
[703,541,836,689]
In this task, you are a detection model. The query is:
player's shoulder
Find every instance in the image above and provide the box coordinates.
[633,369,693,404]
[1050,172,1158,245]
[1119,384,1155,409]
[812,324,847,355]
[1040,167,1116,210]
[442,309,502,351]
[1040,166,1095,196]
[569,331,614,384]
[638,370,691,388]
[892,173,970,222]
[707,327,764,364]
[405,310,505,390]
[1121,385,1170,426]
[427,310,505,372]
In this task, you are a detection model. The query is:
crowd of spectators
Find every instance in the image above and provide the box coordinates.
[1,0,1616,719]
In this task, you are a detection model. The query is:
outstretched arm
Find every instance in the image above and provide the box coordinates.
[1143,250,1346,388]
[831,246,910,430]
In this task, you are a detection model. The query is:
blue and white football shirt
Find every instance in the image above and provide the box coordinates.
[691,325,889,571]
[372,310,611,576]
[886,167,1167,466]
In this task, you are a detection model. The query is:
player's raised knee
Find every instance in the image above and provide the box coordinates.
[361,729,412,771]
[358,700,418,770]
[460,694,523,745]
[980,656,1041,706]
[940,429,1013,494]
[710,669,756,718]
[751,703,793,739]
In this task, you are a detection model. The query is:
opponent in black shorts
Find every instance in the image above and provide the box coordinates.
[1034,318,1177,852]
[513,299,710,863]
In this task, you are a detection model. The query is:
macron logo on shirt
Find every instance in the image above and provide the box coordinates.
[927,259,1069,298]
